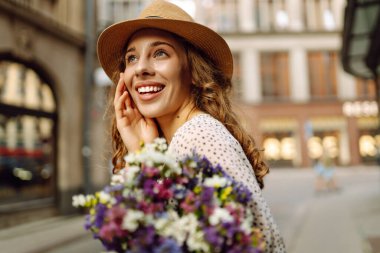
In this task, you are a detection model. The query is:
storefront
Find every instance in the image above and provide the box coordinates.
[0,59,57,220]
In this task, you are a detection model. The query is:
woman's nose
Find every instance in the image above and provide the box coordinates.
[134,57,154,77]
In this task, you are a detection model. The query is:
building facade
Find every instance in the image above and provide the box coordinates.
[0,0,111,227]
[97,0,379,168]
[213,0,378,168]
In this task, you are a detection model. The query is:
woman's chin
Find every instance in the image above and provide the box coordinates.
[139,110,161,119]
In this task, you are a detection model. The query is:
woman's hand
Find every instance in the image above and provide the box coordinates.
[114,73,159,152]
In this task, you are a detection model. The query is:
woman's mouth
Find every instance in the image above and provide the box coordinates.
[136,85,164,94]
[135,84,165,101]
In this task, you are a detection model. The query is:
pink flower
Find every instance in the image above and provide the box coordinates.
[99,220,124,242]
[180,192,197,213]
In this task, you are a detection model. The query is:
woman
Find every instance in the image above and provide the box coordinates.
[98,0,285,252]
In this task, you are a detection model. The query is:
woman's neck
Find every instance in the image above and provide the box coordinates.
[156,101,201,143]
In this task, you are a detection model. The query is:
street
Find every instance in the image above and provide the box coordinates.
[0,166,379,253]
[263,166,380,253]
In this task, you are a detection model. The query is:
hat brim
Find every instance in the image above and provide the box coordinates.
[97,18,233,82]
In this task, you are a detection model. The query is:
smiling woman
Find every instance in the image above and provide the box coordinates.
[97,0,285,252]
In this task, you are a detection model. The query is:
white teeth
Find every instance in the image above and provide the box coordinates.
[137,86,163,94]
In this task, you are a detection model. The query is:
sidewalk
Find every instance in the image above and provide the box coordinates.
[263,166,380,253]
[0,215,103,253]
[290,183,380,253]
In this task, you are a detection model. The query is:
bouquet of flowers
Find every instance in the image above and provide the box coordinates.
[73,138,265,253]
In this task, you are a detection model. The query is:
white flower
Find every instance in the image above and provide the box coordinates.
[209,207,233,226]
[124,153,136,164]
[122,209,144,232]
[124,165,140,185]
[187,230,209,252]
[204,175,228,188]
[240,209,254,234]
[98,191,111,204]
[72,194,86,207]
[110,174,124,185]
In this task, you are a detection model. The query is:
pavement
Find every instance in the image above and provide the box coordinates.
[0,166,379,253]
[263,166,380,253]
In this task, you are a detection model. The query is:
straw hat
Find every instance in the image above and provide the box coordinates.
[97,0,233,81]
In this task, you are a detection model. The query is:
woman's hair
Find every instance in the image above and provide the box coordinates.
[109,33,269,189]
[185,42,269,189]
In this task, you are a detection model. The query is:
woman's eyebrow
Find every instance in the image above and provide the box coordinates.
[125,41,175,54]
[150,41,175,50]
[125,46,135,54]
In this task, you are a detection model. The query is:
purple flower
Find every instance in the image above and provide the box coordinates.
[200,186,214,205]
[143,179,156,196]
[234,184,252,204]
[84,214,92,230]
[94,204,107,228]
[203,226,223,248]
[153,238,182,253]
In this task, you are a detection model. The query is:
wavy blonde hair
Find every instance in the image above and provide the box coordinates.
[109,33,269,188]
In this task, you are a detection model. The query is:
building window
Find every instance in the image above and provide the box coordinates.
[0,61,57,207]
[255,0,289,31]
[356,78,376,100]
[197,0,238,32]
[260,52,290,101]
[308,51,338,100]
[98,0,147,30]
[304,0,337,31]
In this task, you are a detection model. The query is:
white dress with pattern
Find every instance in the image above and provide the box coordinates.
[168,114,286,253]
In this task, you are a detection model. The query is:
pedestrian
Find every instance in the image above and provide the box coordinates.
[314,149,339,193]
[97,0,285,251]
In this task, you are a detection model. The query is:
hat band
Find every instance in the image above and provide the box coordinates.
[145,16,163,19]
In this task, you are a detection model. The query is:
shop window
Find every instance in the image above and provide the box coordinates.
[260,52,290,102]
[0,61,57,207]
[262,132,295,167]
[307,131,339,164]
[308,51,338,100]
[359,130,380,164]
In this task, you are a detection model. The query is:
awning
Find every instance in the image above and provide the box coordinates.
[341,0,380,79]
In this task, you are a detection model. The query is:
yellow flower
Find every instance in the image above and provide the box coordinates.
[193,186,201,194]
[220,186,232,201]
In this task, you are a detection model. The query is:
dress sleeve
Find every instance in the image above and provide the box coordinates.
[169,115,286,252]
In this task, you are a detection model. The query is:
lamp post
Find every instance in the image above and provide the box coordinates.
[83,0,95,194]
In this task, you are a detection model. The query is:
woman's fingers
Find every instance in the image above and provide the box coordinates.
[115,91,127,119]
[114,73,125,104]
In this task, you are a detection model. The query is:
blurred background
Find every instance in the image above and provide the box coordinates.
[0,0,379,252]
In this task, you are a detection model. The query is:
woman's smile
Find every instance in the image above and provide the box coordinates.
[135,81,165,101]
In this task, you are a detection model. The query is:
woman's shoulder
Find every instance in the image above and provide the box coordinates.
[169,113,240,154]
[173,113,234,141]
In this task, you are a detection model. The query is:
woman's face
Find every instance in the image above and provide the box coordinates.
[123,29,192,120]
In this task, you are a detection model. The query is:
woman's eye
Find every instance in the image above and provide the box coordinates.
[126,55,137,63]
[154,49,168,58]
